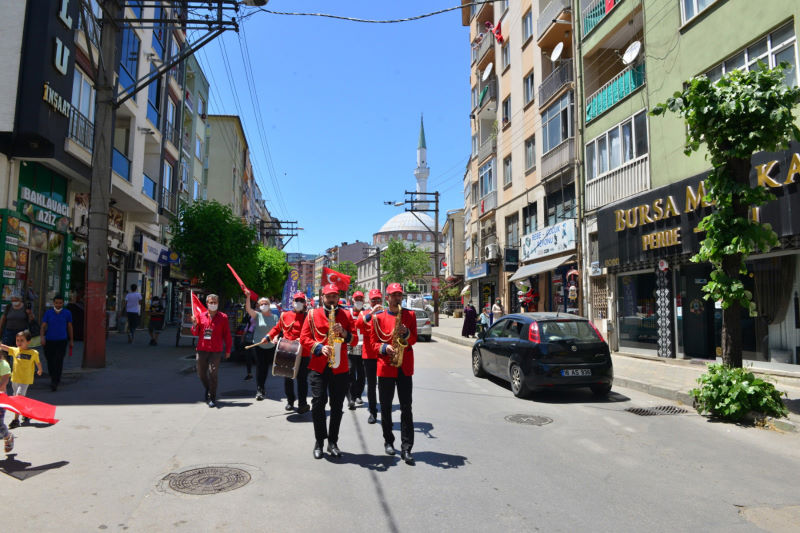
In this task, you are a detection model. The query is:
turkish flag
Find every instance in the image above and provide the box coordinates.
[0,394,59,424]
[191,290,207,320]
[227,263,259,302]
[322,267,351,292]
[492,22,503,43]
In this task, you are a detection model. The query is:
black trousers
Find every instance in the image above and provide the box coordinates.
[363,358,378,416]
[348,353,365,400]
[284,357,309,407]
[44,339,69,386]
[309,367,349,445]
[254,345,275,390]
[378,370,414,451]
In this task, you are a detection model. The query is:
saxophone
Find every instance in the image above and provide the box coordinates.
[390,307,408,367]
[326,305,343,368]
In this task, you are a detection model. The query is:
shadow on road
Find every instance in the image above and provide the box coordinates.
[411,451,468,469]
[332,452,399,471]
[783,397,800,415]
[485,376,631,404]
[0,454,69,481]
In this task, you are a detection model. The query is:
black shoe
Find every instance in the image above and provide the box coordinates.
[8,419,20,429]
[348,400,356,410]
[256,390,264,401]
[327,442,342,458]
[21,417,29,425]
[207,399,216,408]
[367,414,377,424]
[285,403,294,411]
[401,450,414,464]
[313,443,324,460]
[355,397,364,405]
[297,404,310,414]
[204,388,210,402]
[244,374,253,381]
[384,443,396,456]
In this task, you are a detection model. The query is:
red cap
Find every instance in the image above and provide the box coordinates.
[352,291,364,301]
[386,283,403,294]
[368,289,383,300]
[293,292,306,301]
[322,283,339,295]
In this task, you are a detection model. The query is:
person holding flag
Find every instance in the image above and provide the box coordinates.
[267,292,311,413]
[190,293,232,407]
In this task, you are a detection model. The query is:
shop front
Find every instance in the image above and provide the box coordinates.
[598,143,800,363]
[465,262,492,311]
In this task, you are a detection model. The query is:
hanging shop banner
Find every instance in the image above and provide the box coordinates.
[520,220,576,262]
[18,186,70,232]
[61,234,73,296]
[281,268,300,311]
[465,262,489,281]
[142,236,169,264]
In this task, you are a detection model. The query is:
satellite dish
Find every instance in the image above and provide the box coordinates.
[550,42,564,62]
[622,40,641,65]
[482,62,494,82]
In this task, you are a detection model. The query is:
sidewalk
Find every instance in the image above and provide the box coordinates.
[433,314,800,429]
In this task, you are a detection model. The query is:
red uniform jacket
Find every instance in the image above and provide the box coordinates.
[192,311,233,354]
[355,309,384,360]
[268,310,309,357]
[300,306,355,375]
[369,308,417,377]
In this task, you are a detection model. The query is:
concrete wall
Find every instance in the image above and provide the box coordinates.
[0,0,25,133]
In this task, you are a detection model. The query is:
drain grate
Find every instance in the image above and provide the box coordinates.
[164,466,251,495]
[505,414,553,426]
[626,405,689,416]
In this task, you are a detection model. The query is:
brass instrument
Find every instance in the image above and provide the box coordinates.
[327,305,343,368]
[390,307,408,367]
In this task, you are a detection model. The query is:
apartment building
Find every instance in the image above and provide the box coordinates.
[180,54,209,205]
[206,115,247,217]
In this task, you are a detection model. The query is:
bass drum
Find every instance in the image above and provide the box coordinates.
[273,338,302,379]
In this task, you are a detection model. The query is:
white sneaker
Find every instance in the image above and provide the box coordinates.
[4,433,14,453]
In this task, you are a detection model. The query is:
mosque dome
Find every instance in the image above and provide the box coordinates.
[377,211,435,234]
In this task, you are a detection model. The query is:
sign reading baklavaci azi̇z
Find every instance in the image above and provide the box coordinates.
[598,143,800,267]
[19,186,70,231]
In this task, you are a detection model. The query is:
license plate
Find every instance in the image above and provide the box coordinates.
[561,369,591,376]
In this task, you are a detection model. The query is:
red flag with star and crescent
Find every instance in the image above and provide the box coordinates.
[0,394,58,424]
[322,267,351,292]
[191,290,207,320]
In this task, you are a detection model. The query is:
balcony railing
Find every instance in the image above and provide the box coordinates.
[112,148,131,181]
[479,191,497,216]
[68,108,94,151]
[585,62,645,123]
[538,58,573,105]
[476,78,497,113]
[541,137,575,179]
[582,0,622,37]
[182,134,192,156]
[476,33,493,64]
[477,138,496,163]
[184,91,193,113]
[586,155,649,211]
[142,173,157,200]
[161,187,178,214]
[538,0,571,40]
[164,121,180,149]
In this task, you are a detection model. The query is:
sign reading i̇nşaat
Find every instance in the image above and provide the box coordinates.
[598,144,800,267]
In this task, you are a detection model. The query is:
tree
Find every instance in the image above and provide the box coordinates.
[652,63,800,367]
[170,200,259,302]
[380,238,431,289]
[253,246,290,299]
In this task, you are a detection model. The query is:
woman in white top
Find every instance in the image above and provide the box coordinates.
[244,289,278,401]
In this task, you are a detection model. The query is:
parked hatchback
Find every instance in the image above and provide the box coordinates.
[410,308,432,342]
[472,313,613,398]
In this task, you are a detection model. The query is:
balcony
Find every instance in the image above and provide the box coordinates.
[538,58,573,106]
[475,78,497,118]
[477,138,496,163]
[68,108,94,151]
[164,121,180,149]
[585,62,645,123]
[184,91,193,113]
[541,137,575,179]
[479,191,497,217]
[182,134,192,156]
[161,187,178,214]
[476,33,494,66]
[538,0,572,45]
[142,173,157,201]
[112,148,131,181]
[586,155,649,211]
[582,0,622,38]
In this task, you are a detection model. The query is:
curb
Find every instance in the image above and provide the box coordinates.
[432,331,476,349]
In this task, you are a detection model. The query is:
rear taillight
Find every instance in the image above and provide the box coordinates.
[588,321,605,343]
[528,321,541,344]
[425,320,431,325]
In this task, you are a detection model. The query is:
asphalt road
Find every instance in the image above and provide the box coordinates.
[3,336,800,532]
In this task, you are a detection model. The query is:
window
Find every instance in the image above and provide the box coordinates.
[472,134,479,157]
[542,92,574,153]
[78,0,101,46]
[501,42,510,69]
[502,96,511,125]
[71,68,95,121]
[166,98,176,132]
[146,64,161,127]
[705,23,797,87]
[522,202,537,235]
[505,213,519,247]
[502,0,509,12]
[524,71,535,105]
[522,10,533,42]
[471,85,478,109]
[525,135,536,170]
[471,183,479,205]
[195,136,203,160]
[127,1,142,18]
[142,174,156,199]
[163,161,173,190]
[681,0,717,24]
[479,159,495,197]
[151,6,165,59]
[198,96,206,118]
[503,156,512,186]
[546,186,575,226]
[193,180,199,200]
[585,110,648,180]
[118,28,140,91]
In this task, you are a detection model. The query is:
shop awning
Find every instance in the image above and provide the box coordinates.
[509,255,575,282]
[460,285,471,296]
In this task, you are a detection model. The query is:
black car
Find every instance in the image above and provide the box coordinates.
[471,312,613,398]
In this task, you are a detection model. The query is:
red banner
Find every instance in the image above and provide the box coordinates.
[227,263,259,301]
[191,290,207,319]
[322,267,351,292]
[0,394,58,424]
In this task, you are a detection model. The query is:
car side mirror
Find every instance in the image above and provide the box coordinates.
[478,330,485,339]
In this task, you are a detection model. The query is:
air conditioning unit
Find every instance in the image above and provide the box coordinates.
[485,243,499,261]
[127,252,143,272]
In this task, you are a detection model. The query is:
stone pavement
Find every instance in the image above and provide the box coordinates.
[433,314,800,429]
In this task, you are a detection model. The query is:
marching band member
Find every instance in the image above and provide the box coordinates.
[267,292,310,413]
[346,291,367,410]
[355,288,384,424]
[300,283,355,459]
[370,283,417,464]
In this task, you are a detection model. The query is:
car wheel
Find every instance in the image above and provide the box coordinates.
[472,348,487,378]
[590,383,612,396]
[509,363,530,398]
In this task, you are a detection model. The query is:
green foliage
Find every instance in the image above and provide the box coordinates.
[169,200,259,301]
[253,246,290,299]
[441,286,461,300]
[690,364,788,422]
[380,238,431,288]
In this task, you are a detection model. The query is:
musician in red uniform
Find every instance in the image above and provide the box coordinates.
[355,288,384,424]
[370,283,417,464]
[300,283,355,459]
[268,292,310,413]
[346,291,366,410]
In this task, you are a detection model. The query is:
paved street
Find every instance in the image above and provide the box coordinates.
[3,330,800,532]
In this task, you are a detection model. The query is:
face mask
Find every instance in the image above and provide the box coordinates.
[12,302,22,309]
[207,304,218,312]
[353,301,364,310]
[294,302,305,312]
[54,307,62,313]
[259,305,270,312]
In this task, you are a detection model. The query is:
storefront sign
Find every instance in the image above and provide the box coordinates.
[42,82,71,117]
[142,236,168,264]
[465,262,489,281]
[504,248,519,272]
[62,233,73,295]
[520,220,576,262]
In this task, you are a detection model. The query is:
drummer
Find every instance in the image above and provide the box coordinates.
[244,289,277,402]
[346,291,366,410]
[267,292,310,414]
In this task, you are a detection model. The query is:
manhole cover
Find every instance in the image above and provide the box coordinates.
[626,405,689,416]
[164,466,251,495]
[504,414,553,426]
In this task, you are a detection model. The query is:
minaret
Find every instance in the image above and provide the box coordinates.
[414,115,430,210]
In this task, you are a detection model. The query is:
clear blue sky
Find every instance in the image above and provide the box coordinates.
[192,1,471,256]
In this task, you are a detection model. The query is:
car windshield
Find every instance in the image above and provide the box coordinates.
[539,320,601,343]
[413,309,428,319]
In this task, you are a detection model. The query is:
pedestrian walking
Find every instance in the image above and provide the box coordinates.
[242,314,256,381]
[125,284,142,343]
[0,292,36,357]
[461,302,477,337]
[492,298,505,319]
[190,294,232,407]
[478,306,491,335]
[0,330,43,428]
[147,294,165,346]
[39,295,74,391]
[0,357,14,453]
[244,289,278,401]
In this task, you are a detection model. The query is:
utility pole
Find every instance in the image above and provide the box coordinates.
[398,190,440,327]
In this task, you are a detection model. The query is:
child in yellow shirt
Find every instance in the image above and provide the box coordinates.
[1,329,42,428]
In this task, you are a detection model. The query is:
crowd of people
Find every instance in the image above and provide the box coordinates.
[461,297,505,338]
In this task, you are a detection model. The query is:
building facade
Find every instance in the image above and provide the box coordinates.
[206,115,247,217]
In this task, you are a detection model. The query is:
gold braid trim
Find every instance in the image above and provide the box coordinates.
[308,309,327,343]
[373,311,397,343]
[281,314,296,332]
